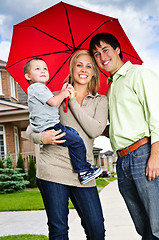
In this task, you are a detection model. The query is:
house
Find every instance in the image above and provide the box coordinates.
[100,150,117,173]
[0,59,35,167]
[93,147,103,166]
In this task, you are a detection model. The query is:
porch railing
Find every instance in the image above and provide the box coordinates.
[0,152,36,170]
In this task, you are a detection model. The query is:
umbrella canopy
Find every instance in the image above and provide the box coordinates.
[6,1,143,95]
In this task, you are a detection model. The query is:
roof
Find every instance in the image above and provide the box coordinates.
[103,150,114,157]
[0,99,29,130]
[0,59,7,68]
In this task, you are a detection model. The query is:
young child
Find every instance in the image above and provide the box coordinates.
[25,58,102,184]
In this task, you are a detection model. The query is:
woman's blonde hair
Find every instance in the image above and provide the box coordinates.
[66,50,100,96]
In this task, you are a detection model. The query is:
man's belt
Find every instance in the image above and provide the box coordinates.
[117,137,150,157]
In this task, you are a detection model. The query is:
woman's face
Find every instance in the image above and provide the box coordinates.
[72,54,94,86]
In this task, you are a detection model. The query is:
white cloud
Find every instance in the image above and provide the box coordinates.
[83,2,159,76]
[0,40,11,61]
[94,136,112,152]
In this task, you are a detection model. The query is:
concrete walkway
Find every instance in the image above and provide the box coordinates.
[0,180,141,239]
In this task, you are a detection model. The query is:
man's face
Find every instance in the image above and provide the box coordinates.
[92,40,123,76]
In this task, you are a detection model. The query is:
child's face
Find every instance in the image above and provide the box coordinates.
[25,60,49,84]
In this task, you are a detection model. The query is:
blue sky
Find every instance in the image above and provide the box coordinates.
[0,0,159,77]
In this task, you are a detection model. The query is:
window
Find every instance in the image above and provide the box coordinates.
[0,125,6,156]
[10,76,16,99]
[14,127,19,160]
[0,72,3,95]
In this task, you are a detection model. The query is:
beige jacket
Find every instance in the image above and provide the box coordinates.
[26,93,108,187]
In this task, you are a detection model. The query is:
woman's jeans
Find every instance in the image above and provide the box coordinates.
[116,142,159,240]
[37,178,105,240]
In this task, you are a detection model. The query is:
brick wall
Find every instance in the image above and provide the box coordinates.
[5,123,20,154]
[1,70,18,101]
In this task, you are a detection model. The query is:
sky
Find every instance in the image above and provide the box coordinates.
[0,0,159,151]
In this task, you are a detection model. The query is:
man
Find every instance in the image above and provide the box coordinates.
[89,33,159,239]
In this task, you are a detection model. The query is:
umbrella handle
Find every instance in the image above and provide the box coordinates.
[64,96,69,113]
[64,76,71,113]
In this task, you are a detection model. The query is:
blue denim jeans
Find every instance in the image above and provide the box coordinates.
[37,178,105,240]
[47,122,91,173]
[116,142,159,239]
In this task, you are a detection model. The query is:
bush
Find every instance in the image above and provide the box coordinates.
[0,159,4,169]
[0,154,29,194]
[16,153,27,180]
[27,156,36,188]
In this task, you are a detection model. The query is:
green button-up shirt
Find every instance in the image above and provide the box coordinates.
[107,61,159,152]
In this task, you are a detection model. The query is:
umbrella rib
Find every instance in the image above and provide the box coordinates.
[34,26,74,50]
[6,50,72,69]
[122,51,143,63]
[78,19,118,48]
[16,25,74,50]
[46,55,71,86]
[62,2,75,49]
[99,69,109,78]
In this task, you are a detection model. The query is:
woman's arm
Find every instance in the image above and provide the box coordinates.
[69,95,108,138]
[26,125,66,145]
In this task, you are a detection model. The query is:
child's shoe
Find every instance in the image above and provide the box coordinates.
[79,167,102,184]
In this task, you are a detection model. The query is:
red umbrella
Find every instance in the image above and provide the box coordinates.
[6,1,142,96]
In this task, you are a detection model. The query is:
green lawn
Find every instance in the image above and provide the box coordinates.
[0,177,116,212]
[0,188,44,212]
[0,235,48,240]
[0,177,116,240]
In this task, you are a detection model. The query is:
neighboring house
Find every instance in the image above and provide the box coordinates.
[100,150,117,173]
[93,147,103,166]
[0,59,35,167]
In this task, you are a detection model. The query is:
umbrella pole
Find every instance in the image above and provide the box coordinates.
[64,76,71,113]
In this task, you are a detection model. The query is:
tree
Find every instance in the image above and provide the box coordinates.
[27,156,36,188]
[0,154,29,194]
[0,159,4,169]
[16,153,27,180]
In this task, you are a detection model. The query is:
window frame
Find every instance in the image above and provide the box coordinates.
[0,72,3,95]
[10,76,16,99]
[0,125,7,157]
[14,126,20,160]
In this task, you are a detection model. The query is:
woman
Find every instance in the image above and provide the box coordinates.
[26,50,108,240]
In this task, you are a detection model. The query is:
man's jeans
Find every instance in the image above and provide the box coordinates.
[116,142,159,239]
[37,178,105,240]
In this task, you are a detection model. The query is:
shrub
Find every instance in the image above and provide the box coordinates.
[16,153,27,180]
[0,154,29,194]
[27,156,36,188]
[0,159,4,169]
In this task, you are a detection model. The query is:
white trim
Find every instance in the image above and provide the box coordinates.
[14,126,20,161]
[0,72,3,95]
[10,76,16,99]
[0,125,7,155]
[0,99,28,109]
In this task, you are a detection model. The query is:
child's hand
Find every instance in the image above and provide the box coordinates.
[61,83,68,91]
[67,84,76,98]
[66,84,76,98]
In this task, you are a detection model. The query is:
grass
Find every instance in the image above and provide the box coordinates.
[0,177,116,212]
[0,235,48,240]
[0,177,116,240]
[0,187,75,211]
[0,188,44,212]
[96,176,116,188]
